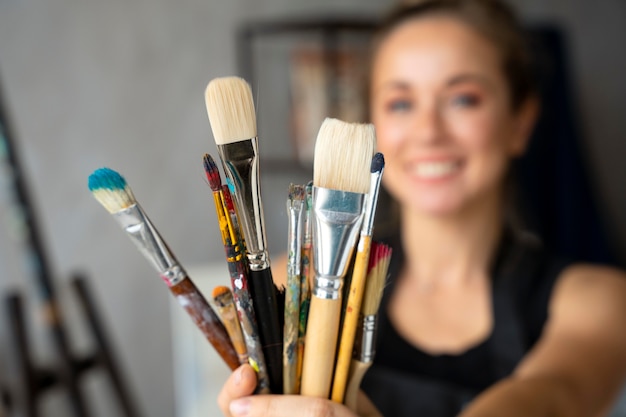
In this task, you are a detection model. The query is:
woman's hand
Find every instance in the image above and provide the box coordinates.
[218,364,381,417]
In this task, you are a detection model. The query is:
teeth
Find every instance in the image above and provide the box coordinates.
[412,161,459,179]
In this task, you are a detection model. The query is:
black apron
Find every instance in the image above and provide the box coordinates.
[361,231,569,416]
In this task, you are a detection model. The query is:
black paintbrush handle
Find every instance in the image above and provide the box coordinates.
[248,267,283,394]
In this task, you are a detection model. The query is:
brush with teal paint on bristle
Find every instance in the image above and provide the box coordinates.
[88,167,240,370]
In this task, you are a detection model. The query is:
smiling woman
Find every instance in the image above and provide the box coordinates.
[216,1,626,416]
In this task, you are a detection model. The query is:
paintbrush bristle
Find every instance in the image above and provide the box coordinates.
[362,242,392,316]
[288,184,306,206]
[371,152,385,174]
[313,118,375,194]
[203,153,222,192]
[205,76,257,145]
[212,285,234,307]
[88,167,137,214]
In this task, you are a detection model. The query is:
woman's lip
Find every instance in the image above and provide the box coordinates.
[405,160,463,180]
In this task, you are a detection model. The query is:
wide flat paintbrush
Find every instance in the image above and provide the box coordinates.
[88,167,239,370]
[332,152,384,403]
[203,154,270,393]
[300,118,375,398]
[205,76,283,393]
[344,242,391,411]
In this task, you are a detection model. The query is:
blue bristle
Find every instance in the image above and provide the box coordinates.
[88,167,127,192]
[370,152,385,173]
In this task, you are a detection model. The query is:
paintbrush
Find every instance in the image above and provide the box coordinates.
[344,242,391,411]
[205,76,283,393]
[212,285,248,365]
[296,181,313,392]
[87,167,239,370]
[203,153,270,393]
[300,118,375,398]
[283,184,305,394]
[222,184,245,251]
[331,152,384,403]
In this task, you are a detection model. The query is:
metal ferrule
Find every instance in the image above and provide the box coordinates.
[302,183,313,246]
[354,314,377,363]
[286,197,304,279]
[217,139,269,271]
[361,169,383,237]
[113,204,186,286]
[312,186,365,299]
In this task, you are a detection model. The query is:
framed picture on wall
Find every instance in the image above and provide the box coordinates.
[237,17,377,171]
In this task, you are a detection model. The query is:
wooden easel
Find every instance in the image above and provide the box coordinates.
[0,76,142,417]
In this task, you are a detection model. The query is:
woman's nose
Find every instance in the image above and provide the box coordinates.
[410,105,444,145]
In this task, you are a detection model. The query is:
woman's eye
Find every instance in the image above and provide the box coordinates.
[388,100,412,112]
[450,94,481,108]
[452,94,480,107]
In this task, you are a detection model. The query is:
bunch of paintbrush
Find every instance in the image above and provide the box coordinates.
[344,241,391,411]
[205,76,284,393]
[87,168,240,370]
[203,153,271,393]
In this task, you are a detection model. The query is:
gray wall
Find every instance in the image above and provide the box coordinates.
[0,1,624,416]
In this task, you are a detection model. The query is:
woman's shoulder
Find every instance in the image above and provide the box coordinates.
[550,262,626,317]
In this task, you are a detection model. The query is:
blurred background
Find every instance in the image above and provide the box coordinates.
[0,0,625,416]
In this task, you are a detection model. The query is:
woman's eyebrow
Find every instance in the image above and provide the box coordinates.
[375,81,411,94]
[446,73,492,88]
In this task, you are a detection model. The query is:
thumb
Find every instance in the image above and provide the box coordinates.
[218,364,257,416]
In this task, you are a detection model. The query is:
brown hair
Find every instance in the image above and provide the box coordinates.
[373,0,536,111]
[371,0,536,239]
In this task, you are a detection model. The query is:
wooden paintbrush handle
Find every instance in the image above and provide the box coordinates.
[345,359,371,412]
[332,237,371,403]
[170,278,240,370]
[300,295,342,398]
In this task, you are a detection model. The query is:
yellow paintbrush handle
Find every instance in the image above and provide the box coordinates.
[331,237,371,403]
[300,295,342,398]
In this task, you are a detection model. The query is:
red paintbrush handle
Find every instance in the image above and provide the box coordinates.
[169,277,240,370]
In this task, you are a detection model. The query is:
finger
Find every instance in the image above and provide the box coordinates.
[218,364,257,416]
[229,395,356,417]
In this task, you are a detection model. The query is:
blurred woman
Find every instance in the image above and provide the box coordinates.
[218,1,626,416]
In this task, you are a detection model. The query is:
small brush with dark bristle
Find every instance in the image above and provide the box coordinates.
[202,154,270,393]
[205,76,283,393]
[344,242,392,411]
[332,152,385,403]
[88,167,239,370]
[301,118,375,399]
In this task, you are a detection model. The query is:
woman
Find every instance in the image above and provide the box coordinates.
[219,1,626,415]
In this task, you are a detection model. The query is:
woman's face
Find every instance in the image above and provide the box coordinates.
[371,16,532,216]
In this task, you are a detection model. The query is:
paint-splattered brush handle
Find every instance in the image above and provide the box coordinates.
[169,277,239,370]
[225,252,271,394]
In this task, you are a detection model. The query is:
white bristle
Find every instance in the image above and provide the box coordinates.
[91,186,136,214]
[205,76,257,144]
[313,118,376,194]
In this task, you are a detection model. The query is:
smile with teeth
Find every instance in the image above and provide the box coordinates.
[410,160,461,179]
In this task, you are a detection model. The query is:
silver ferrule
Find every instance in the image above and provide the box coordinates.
[286,196,304,278]
[354,314,377,363]
[302,182,313,246]
[361,169,384,237]
[113,204,186,286]
[217,139,269,271]
[312,186,365,299]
